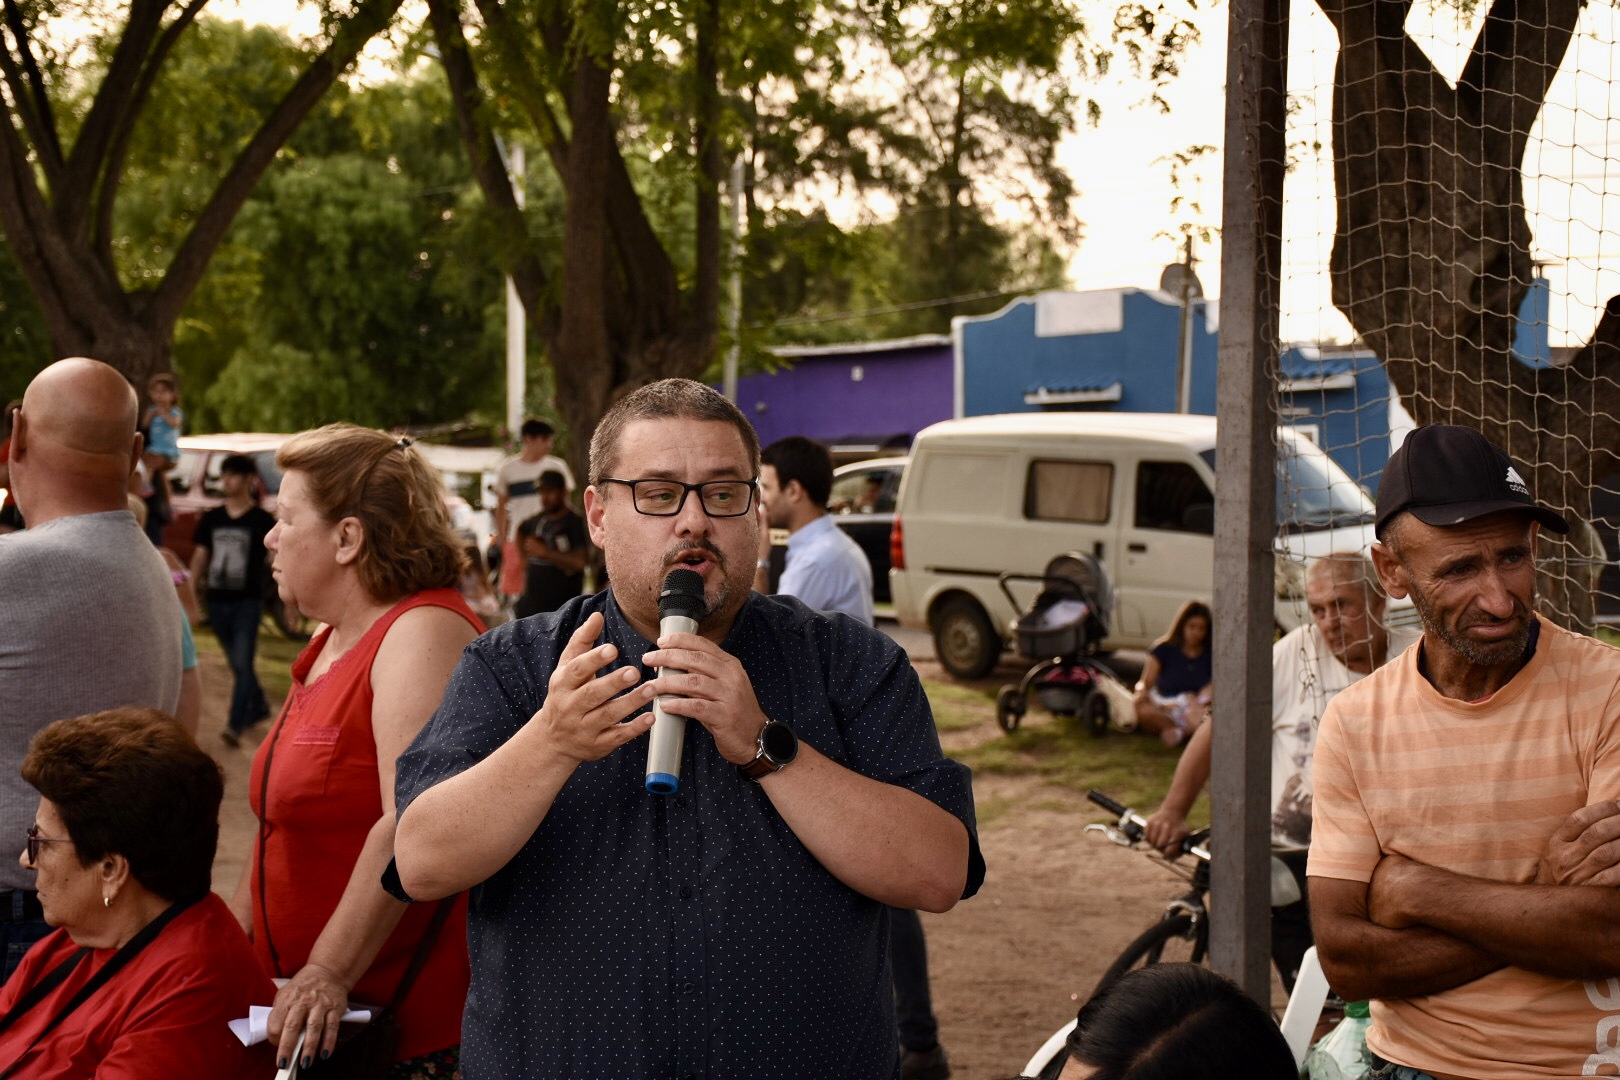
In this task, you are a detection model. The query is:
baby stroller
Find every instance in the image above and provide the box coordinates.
[995,552,1124,736]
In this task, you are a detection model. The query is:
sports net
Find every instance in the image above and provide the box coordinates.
[1269,0,1620,633]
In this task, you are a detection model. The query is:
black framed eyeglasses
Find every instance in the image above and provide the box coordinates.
[599,478,758,518]
[25,824,72,866]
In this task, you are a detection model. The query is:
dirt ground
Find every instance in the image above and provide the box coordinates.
[198,647,1268,1080]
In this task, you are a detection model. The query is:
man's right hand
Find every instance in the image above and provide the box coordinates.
[529,612,655,763]
[1537,800,1620,886]
[1144,807,1190,856]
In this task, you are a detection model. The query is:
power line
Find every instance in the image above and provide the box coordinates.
[755,287,1026,329]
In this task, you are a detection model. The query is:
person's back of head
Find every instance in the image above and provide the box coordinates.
[10,358,141,524]
[761,436,834,509]
[1066,964,1296,1080]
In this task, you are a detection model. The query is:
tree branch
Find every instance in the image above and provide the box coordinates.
[146,0,406,330]
[0,0,64,183]
[425,0,547,316]
[471,0,570,177]
[93,0,210,267]
[1459,0,1580,157]
[59,0,171,243]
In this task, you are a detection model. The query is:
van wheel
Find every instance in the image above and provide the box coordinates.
[932,597,998,679]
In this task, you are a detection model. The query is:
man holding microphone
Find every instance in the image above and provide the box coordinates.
[391,379,982,1079]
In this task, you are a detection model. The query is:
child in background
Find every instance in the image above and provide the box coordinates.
[140,373,183,544]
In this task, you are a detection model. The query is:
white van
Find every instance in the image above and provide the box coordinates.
[889,412,1405,677]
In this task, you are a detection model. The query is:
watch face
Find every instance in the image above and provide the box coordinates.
[761,721,798,764]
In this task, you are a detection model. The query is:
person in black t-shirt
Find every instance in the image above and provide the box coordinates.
[513,470,589,619]
[190,454,276,745]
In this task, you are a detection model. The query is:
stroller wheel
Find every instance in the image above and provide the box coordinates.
[1083,689,1110,737]
[996,685,1026,733]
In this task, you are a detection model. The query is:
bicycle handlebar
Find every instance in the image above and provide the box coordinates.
[1086,789,1211,862]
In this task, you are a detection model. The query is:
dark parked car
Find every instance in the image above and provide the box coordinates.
[827,456,906,604]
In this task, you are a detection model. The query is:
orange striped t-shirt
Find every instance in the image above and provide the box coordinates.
[1310,618,1620,1079]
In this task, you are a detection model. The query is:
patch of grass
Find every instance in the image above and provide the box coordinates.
[974,793,1016,827]
[925,679,995,732]
[925,674,1211,823]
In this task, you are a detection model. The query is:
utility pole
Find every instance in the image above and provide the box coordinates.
[1176,235,1196,413]
[724,153,746,402]
[504,141,527,439]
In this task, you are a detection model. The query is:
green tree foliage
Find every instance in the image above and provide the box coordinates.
[0,0,404,384]
[71,17,512,432]
[427,0,1200,471]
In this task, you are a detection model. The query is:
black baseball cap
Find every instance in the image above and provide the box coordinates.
[1375,424,1568,539]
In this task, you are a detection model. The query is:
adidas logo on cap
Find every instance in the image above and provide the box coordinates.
[1505,466,1529,496]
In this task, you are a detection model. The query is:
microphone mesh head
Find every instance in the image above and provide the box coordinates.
[659,568,706,620]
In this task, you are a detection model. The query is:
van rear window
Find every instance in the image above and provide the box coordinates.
[1025,460,1112,523]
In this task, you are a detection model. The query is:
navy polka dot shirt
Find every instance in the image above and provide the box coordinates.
[394,590,983,1079]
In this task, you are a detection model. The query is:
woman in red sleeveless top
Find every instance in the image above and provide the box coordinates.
[229,424,485,1076]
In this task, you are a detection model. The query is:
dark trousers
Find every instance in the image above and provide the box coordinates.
[1272,849,1313,994]
[0,891,50,985]
[891,907,939,1051]
[210,597,268,734]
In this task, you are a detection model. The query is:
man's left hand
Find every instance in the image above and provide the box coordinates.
[642,632,769,764]
[1368,853,1425,929]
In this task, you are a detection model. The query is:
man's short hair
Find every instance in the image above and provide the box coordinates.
[219,453,258,477]
[588,379,761,486]
[761,436,834,507]
[521,418,555,441]
[539,470,567,491]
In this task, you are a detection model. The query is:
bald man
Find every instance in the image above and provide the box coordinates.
[0,358,183,982]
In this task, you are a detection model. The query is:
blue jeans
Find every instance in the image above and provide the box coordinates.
[1369,1054,1441,1080]
[209,597,268,734]
[0,892,50,985]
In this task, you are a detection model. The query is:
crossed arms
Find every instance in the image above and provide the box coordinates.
[1311,801,1620,1001]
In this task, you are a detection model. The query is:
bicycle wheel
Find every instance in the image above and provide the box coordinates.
[1092,912,1207,998]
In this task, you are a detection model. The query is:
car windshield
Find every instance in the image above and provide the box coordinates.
[1199,442,1375,531]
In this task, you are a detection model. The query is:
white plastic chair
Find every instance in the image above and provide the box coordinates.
[1019,1017,1077,1078]
[1279,945,1331,1066]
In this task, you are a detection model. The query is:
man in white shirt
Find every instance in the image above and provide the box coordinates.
[752,436,944,1079]
[752,436,873,626]
[494,418,575,600]
[1144,552,1418,989]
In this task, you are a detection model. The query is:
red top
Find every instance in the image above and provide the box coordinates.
[249,588,481,1060]
[0,893,276,1079]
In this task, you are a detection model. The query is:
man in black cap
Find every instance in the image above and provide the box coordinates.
[1308,424,1620,1080]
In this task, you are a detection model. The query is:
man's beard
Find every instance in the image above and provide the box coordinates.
[1407,580,1531,667]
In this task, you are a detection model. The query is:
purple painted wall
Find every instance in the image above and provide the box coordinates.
[731,339,953,452]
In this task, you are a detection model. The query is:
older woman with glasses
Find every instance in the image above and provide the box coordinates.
[232,423,483,1076]
[0,708,273,1078]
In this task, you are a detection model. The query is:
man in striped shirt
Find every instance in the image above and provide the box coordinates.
[1310,424,1620,1080]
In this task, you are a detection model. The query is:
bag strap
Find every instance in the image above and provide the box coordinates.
[384,897,455,1016]
[0,893,199,1079]
[255,707,290,977]
[0,947,89,1036]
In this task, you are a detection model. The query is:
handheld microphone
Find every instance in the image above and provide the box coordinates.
[645,568,706,794]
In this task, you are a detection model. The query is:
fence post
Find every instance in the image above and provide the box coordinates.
[1212,0,1288,1005]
